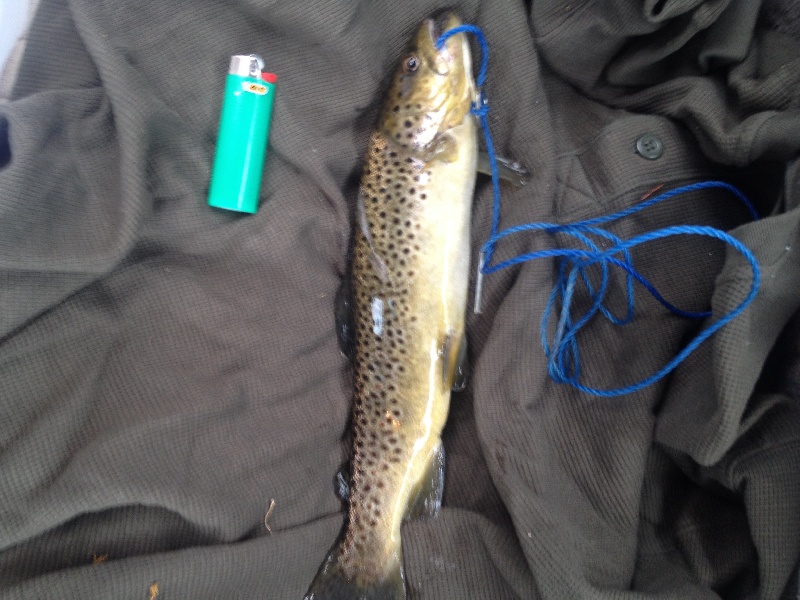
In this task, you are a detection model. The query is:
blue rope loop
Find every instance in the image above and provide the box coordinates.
[436,25,489,87]
[435,26,762,397]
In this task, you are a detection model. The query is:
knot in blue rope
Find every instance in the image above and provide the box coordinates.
[435,25,762,397]
[470,93,490,118]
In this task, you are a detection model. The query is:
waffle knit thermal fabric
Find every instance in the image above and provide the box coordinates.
[1,0,799,599]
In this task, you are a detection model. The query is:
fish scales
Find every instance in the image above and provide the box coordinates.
[305,12,477,600]
[343,129,472,576]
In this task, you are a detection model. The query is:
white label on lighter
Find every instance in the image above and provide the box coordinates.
[242,81,268,95]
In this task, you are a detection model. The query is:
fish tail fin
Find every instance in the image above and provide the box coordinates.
[304,544,405,600]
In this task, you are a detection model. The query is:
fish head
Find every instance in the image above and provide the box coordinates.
[378,12,476,151]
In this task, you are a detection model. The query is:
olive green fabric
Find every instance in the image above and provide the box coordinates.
[1,0,798,598]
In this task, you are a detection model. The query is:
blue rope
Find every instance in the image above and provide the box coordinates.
[436,26,761,397]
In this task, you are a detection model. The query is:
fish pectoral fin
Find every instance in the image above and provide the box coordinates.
[477,151,530,187]
[406,441,445,520]
[441,330,467,391]
[424,132,459,164]
[334,278,355,359]
[304,543,405,600]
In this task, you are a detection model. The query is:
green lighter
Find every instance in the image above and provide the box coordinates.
[207,54,277,214]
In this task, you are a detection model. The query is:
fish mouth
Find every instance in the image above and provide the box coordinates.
[427,11,463,46]
[427,10,475,98]
[422,11,471,83]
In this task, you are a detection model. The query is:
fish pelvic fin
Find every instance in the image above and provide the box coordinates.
[406,440,445,520]
[304,545,406,600]
[441,330,468,392]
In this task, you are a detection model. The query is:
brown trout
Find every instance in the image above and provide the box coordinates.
[304,12,478,600]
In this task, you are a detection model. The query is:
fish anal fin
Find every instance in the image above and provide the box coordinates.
[304,544,405,600]
[406,441,445,521]
[477,152,529,187]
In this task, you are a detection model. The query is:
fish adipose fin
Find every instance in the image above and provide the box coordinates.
[406,441,445,520]
[304,547,405,600]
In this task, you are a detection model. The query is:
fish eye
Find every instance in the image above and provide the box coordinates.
[403,55,419,73]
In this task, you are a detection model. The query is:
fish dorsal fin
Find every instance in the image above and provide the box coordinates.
[406,441,445,520]
[357,191,390,283]
[334,279,355,359]
[334,462,350,503]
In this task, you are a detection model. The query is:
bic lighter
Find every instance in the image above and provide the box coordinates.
[207,54,277,214]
